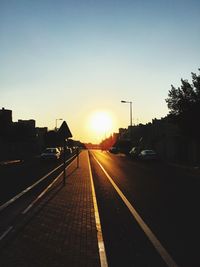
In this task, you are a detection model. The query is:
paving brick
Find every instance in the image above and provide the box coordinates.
[0,150,101,267]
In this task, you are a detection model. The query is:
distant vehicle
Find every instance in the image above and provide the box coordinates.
[109,147,118,154]
[138,149,157,160]
[40,147,61,160]
[129,147,139,159]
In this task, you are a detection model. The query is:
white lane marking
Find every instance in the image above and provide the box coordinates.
[88,152,108,267]
[92,153,179,267]
[0,155,76,212]
[0,226,13,241]
[22,157,76,214]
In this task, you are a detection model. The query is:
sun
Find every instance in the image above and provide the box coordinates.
[88,110,113,136]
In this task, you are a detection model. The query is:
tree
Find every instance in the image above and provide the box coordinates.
[165,69,200,138]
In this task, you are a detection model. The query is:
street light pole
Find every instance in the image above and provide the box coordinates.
[55,118,63,131]
[130,101,132,127]
[121,100,133,127]
[121,100,133,141]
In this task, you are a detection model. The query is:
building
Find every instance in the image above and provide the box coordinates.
[0,108,39,160]
[0,107,12,137]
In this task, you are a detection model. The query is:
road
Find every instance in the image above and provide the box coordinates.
[89,150,200,267]
[0,150,199,266]
[0,157,64,204]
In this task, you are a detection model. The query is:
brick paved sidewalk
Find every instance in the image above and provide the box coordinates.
[0,150,101,267]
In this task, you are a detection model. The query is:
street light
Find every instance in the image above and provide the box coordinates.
[55,118,63,131]
[121,100,133,127]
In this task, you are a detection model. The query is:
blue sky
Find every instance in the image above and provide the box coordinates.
[1,0,200,143]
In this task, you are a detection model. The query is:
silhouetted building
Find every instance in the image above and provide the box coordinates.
[36,127,48,152]
[12,119,36,141]
[116,117,200,164]
[0,107,12,125]
[18,119,35,128]
[0,107,12,137]
[0,109,39,160]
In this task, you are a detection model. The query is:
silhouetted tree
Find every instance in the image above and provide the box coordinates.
[165,69,200,138]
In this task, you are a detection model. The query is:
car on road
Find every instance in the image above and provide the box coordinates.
[40,147,61,160]
[138,149,157,160]
[129,147,140,159]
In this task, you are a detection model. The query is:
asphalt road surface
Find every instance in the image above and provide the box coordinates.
[0,150,199,267]
[89,150,200,267]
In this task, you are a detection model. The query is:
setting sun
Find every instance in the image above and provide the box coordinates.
[88,111,114,137]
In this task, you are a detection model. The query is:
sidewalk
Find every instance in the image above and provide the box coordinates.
[0,150,101,267]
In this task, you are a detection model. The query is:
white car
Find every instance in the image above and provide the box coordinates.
[138,149,157,160]
[40,148,61,160]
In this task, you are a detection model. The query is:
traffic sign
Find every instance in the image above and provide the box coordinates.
[57,121,72,139]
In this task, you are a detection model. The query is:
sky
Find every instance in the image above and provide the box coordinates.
[1,0,200,143]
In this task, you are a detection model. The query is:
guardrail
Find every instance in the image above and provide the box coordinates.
[0,154,77,212]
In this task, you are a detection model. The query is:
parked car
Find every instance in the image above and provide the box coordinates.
[57,146,63,154]
[129,147,140,159]
[40,147,61,160]
[138,149,157,160]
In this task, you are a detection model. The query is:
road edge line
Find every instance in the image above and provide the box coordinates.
[87,151,108,267]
